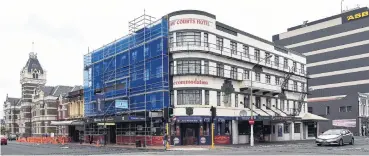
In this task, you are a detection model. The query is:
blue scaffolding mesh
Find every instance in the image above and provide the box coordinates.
[83,15,169,117]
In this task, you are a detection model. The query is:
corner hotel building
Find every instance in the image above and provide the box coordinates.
[84,10,321,146]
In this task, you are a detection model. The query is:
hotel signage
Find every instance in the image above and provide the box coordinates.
[173,79,208,85]
[170,18,211,27]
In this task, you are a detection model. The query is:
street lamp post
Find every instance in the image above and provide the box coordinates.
[249,54,273,147]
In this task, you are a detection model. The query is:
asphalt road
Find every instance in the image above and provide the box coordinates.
[1,137,369,155]
[137,137,369,155]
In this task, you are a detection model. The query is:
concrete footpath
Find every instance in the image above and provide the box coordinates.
[66,139,315,151]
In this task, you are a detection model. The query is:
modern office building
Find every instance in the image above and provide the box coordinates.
[83,10,320,146]
[273,7,369,135]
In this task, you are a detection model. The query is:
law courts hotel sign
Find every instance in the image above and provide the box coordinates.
[170,18,212,27]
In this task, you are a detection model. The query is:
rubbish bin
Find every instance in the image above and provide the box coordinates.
[135,140,141,147]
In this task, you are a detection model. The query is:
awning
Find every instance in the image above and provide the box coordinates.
[50,120,84,126]
[301,113,329,121]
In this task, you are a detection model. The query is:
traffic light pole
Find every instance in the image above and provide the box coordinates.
[210,106,216,149]
[211,122,214,149]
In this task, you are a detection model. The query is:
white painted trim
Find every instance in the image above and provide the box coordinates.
[279,18,342,40]
[311,79,369,90]
[307,53,369,67]
[310,66,369,78]
[307,95,347,102]
[286,26,369,48]
[304,40,369,56]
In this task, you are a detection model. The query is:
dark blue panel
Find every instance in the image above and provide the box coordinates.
[309,83,369,98]
[308,44,369,64]
[308,57,369,75]
[310,70,369,86]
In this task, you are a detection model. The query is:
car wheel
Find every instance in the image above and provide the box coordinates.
[339,139,344,146]
[317,144,322,146]
[349,138,354,145]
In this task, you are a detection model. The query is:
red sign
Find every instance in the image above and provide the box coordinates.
[174,79,208,85]
[249,119,255,125]
[214,135,231,145]
[170,18,211,27]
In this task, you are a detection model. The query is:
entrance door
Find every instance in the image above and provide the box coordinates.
[108,125,116,144]
[256,97,261,108]
[181,123,199,145]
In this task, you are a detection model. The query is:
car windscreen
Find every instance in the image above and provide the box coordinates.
[322,129,342,135]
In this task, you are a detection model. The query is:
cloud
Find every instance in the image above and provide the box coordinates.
[25,14,85,45]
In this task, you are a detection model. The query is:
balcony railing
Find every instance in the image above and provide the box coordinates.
[241,80,282,93]
[170,41,307,77]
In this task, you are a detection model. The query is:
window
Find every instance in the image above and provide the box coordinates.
[204,61,209,74]
[301,64,305,74]
[266,98,271,109]
[265,52,271,64]
[275,76,280,85]
[170,92,174,106]
[216,63,224,77]
[254,49,260,61]
[308,107,313,113]
[255,73,261,82]
[243,69,250,80]
[274,55,279,67]
[231,41,237,55]
[177,90,202,105]
[301,83,305,92]
[231,66,237,79]
[216,37,223,50]
[235,94,238,107]
[176,32,201,46]
[293,61,297,72]
[205,90,209,105]
[326,106,330,115]
[339,106,346,112]
[169,33,174,47]
[170,62,174,75]
[222,92,231,107]
[293,81,298,91]
[204,33,209,47]
[243,45,249,58]
[347,106,352,112]
[284,58,288,69]
[177,60,201,74]
[217,92,221,106]
[294,123,301,133]
[284,123,290,133]
[276,99,279,109]
[266,75,271,84]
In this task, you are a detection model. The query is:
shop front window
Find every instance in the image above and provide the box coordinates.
[217,120,232,135]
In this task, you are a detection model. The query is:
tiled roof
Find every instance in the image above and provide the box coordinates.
[23,53,44,74]
[6,97,21,106]
[41,85,82,97]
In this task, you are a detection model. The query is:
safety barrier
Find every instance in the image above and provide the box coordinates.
[16,136,72,145]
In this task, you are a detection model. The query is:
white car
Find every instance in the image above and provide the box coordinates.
[315,129,354,146]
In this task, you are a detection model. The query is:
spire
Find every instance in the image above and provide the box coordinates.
[29,42,37,59]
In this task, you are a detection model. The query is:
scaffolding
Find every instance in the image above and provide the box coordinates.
[83,11,169,145]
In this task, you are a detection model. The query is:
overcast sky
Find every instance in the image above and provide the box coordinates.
[0,0,368,118]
